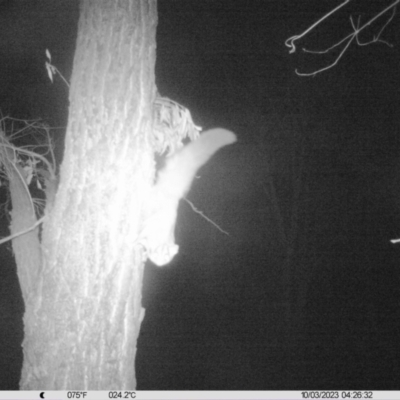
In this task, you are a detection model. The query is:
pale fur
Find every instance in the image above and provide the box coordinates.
[142,128,236,266]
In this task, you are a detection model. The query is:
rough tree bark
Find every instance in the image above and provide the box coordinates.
[19,0,157,389]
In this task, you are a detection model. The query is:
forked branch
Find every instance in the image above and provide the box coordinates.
[285,0,399,76]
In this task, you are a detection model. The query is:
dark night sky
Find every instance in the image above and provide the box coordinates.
[0,0,400,391]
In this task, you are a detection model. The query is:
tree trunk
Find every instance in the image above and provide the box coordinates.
[20,0,157,389]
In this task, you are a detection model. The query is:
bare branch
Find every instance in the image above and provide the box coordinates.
[1,143,56,180]
[296,34,356,77]
[286,0,399,76]
[285,0,351,54]
[184,198,230,235]
[353,6,396,47]
[0,217,45,245]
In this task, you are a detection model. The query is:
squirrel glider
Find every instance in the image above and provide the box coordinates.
[141,128,236,266]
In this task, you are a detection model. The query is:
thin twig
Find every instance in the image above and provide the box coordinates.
[286,0,399,76]
[285,0,351,54]
[184,198,229,235]
[0,216,45,245]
